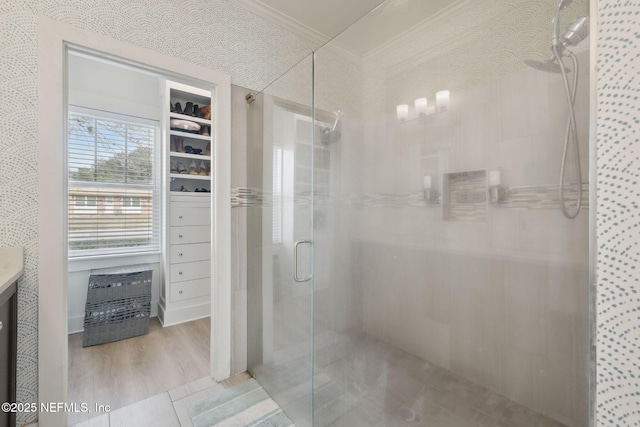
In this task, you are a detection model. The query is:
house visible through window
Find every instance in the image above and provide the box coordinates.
[68,109,161,256]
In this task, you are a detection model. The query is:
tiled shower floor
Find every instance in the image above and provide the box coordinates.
[254,332,569,427]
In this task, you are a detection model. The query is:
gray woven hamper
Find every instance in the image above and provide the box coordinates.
[83,264,153,347]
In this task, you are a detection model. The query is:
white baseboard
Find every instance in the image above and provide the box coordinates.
[158,302,210,327]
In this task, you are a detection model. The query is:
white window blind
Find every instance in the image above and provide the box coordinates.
[68,109,161,256]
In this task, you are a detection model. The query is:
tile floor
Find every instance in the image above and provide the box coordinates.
[253,331,571,427]
[71,372,253,427]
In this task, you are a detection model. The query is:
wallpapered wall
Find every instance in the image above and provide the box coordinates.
[1,0,639,424]
[0,1,317,424]
[596,1,640,426]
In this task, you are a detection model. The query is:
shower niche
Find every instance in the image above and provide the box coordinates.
[442,169,488,222]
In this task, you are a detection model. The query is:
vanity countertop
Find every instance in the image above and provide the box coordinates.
[0,247,23,295]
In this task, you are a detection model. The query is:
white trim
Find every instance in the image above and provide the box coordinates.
[363,0,475,62]
[158,302,210,327]
[212,73,233,381]
[38,17,232,427]
[231,0,330,46]
[587,2,597,425]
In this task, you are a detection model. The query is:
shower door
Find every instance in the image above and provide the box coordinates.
[247,54,316,427]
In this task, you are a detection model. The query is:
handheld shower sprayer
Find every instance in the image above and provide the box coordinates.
[552,0,573,48]
[562,16,589,47]
[525,0,588,219]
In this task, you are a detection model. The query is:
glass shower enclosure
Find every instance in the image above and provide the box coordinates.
[248,1,592,426]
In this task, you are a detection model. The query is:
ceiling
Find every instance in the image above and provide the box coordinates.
[232,0,456,55]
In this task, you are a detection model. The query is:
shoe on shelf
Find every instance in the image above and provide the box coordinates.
[205,141,211,156]
[184,102,194,116]
[170,162,177,174]
[188,159,198,175]
[176,137,184,153]
[170,102,175,113]
[194,105,200,118]
[170,137,177,152]
[174,102,183,114]
[177,162,187,174]
[198,161,207,176]
[201,125,210,137]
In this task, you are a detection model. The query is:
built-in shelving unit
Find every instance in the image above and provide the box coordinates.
[160,80,214,326]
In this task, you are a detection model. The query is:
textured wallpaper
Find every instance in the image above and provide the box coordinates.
[596,1,640,426]
[0,11,40,424]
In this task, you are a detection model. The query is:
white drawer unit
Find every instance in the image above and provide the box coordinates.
[170,260,210,283]
[171,243,211,264]
[170,226,211,244]
[160,79,215,327]
[170,207,211,227]
[171,278,211,302]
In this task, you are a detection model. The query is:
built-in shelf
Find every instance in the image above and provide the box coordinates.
[169,130,211,141]
[442,169,487,222]
[169,152,211,161]
[170,173,211,181]
[169,112,212,126]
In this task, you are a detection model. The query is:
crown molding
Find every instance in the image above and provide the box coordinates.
[363,0,476,62]
[231,0,331,46]
[231,0,364,64]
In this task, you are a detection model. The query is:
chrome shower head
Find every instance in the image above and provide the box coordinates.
[321,108,343,144]
[524,58,569,74]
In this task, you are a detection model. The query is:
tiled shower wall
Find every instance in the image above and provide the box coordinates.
[340,49,591,426]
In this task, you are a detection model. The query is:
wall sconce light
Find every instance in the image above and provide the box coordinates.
[397,104,409,121]
[436,90,450,111]
[488,169,506,203]
[423,175,439,203]
[397,90,450,122]
[414,98,428,116]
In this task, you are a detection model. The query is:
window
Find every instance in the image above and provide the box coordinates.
[68,109,161,256]
[74,195,97,213]
[123,197,142,214]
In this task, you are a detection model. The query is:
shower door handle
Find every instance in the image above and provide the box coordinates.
[293,239,313,282]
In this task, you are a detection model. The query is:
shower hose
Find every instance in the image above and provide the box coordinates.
[553,46,582,219]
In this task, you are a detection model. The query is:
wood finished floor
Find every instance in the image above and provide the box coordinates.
[68,317,211,426]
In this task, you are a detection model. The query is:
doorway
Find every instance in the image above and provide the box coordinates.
[37,18,232,427]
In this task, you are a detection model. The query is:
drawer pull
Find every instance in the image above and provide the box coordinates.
[179,253,183,256]
[179,290,183,294]
[179,271,183,275]
[179,215,183,219]
[179,234,183,238]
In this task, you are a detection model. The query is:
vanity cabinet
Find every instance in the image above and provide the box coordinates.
[160,81,213,326]
[0,281,17,427]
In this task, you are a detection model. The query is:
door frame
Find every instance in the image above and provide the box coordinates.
[37,16,232,426]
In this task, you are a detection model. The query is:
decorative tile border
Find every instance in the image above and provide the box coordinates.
[231,187,262,207]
